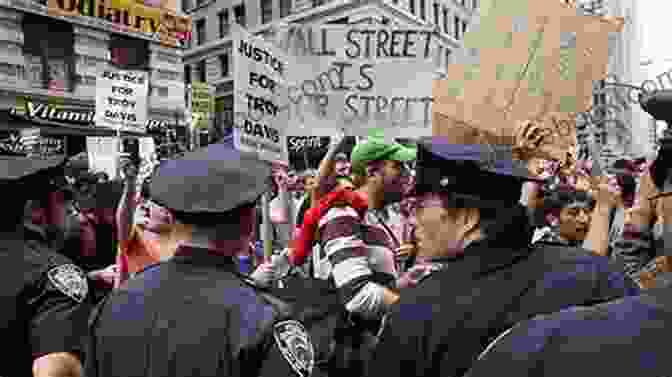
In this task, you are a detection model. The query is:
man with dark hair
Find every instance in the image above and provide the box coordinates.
[84,143,315,377]
[368,138,639,377]
[0,155,92,377]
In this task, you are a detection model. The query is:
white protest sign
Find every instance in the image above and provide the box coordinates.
[270,25,440,138]
[86,137,119,179]
[233,25,290,163]
[137,137,157,190]
[95,69,149,133]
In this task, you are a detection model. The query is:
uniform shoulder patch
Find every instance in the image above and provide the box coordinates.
[47,264,88,303]
[273,320,315,377]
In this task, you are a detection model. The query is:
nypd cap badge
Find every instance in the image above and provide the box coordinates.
[47,264,88,303]
[273,320,315,377]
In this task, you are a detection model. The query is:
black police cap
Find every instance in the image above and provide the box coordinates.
[415,137,543,207]
[149,143,271,218]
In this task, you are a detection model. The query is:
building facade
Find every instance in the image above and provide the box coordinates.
[0,0,189,155]
[183,0,479,139]
[572,0,644,166]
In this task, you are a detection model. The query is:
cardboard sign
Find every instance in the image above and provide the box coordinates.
[190,82,213,130]
[233,26,289,163]
[95,69,149,133]
[86,137,119,179]
[270,25,440,138]
[433,0,623,161]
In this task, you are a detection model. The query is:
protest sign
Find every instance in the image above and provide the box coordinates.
[433,0,623,161]
[95,69,149,133]
[86,137,120,179]
[270,25,439,138]
[190,82,213,130]
[233,25,289,164]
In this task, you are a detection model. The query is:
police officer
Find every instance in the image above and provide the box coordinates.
[0,155,92,377]
[84,142,315,377]
[367,138,639,377]
[465,286,672,377]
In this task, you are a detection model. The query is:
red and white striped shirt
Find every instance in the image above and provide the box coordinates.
[318,206,398,319]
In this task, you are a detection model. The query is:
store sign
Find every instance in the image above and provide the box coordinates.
[95,69,149,133]
[46,0,191,48]
[10,101,168,131]
[20,128,65,156]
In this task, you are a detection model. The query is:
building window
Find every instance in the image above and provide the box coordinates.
[473,0,477,9]
[234,4,246,27]
[198,60,207,82]
[409,0,415,15]
[454,16,460,39]
[185,65,192,84]
[22,14,75,91]
[443,8,448,33]
[460,0,465,6]
[219,10,229,37]
[280,0,291,17]
[419,0,425,19]
[196,19,206,45]
[261,0,272,24]
[433,2,439,25]
[220,54,229,77]
[110,35,149,70]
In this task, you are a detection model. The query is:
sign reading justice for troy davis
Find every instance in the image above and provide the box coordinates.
[233,25,289,164]
[95,69,149,133]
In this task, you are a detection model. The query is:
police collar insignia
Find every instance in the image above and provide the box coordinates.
[47,264,88,303]
[273,320,315,377]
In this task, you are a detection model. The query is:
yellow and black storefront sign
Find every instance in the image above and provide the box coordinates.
[47,0,191,48]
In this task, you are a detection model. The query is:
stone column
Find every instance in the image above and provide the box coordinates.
[0,8,25,88]
[72,25,110,98]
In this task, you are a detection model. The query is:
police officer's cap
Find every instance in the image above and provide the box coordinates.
[150,143,271,220]
[415,137,543,207]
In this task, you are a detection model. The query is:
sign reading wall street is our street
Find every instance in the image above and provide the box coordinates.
[95,69,149,133]
[269,25,440,138]
[233,25,290,164]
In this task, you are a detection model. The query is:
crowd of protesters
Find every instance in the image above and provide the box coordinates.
[8,126,672,377]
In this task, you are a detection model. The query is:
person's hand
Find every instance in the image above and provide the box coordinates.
[88,264,119,286]
[119,153,139,181]
[591,175,622,211]
[271,163,290,192]
[395,243,417,262]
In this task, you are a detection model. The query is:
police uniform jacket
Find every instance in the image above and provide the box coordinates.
[0,232,91,377]
[368,213,640,377]
[85,246,315,377]
[466,285,672,377]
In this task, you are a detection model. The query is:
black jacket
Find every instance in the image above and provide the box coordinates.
[368,205,640,377]
[0,233,92,377]
[85,246,315,377]
[466,285,672,377]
